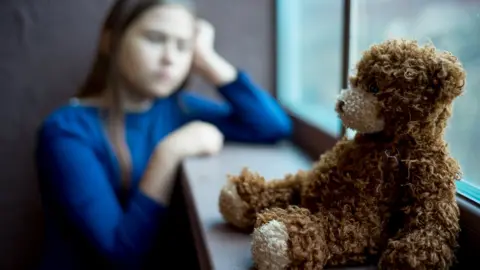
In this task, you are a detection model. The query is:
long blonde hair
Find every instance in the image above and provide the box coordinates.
[76,0,196,200]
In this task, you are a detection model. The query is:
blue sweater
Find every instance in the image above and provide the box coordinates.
[35,71,292,269]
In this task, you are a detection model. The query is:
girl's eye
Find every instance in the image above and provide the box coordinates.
[369,83,380,94]
[145,31,167,43]
[177,39,191,52]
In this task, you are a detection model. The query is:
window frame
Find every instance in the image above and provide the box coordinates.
[272,0,351,159]
[273,0,480,205]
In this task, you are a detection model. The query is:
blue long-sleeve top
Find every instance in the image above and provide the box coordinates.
[35,71,292,269]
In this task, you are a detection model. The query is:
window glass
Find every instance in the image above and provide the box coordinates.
[277,0,480,198]
[277,0,344,136]
[350,0,480,190]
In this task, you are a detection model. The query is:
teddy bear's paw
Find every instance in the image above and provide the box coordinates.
[251,219,290,270]
[219,182,252,229]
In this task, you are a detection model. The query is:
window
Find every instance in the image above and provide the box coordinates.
[276,0,344,137]
[276,0,480,202]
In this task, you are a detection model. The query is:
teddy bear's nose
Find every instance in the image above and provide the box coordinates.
[336,100,345,113]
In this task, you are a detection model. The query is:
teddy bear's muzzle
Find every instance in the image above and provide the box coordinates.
[336,88,385,133]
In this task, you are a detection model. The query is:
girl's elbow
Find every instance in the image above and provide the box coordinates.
[274,119,293,139]
[260,116,293,142]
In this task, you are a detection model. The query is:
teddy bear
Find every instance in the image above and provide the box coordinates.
[218,39,466,270]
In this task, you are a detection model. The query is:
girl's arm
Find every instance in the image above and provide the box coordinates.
[179,70,292,143]
[36,121,172,268]
[185,20,292,143]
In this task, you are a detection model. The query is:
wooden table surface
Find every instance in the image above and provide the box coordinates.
[181,142,376,270]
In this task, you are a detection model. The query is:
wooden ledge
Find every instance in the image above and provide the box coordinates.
[180,141,375,270]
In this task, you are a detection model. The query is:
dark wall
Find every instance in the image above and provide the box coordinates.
[0,0,274,269]
[190,0,275,96]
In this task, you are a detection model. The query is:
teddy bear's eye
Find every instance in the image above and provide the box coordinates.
[368,84,380,94]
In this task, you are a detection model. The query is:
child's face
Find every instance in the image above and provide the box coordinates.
[117,4,195,98]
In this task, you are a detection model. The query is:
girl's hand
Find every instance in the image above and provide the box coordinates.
[141,121,223,205]
[193,19,237,86]
[158,120,224,160]
[193,19,215,64]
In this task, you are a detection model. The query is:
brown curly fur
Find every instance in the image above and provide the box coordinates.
[219,39,466,270]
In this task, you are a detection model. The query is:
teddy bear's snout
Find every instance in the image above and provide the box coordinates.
[336,88,385,133]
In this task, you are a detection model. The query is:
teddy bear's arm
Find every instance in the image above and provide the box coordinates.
[378,160,460,270]
[219,168,308,230]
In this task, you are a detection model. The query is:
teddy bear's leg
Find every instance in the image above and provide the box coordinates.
[252,206,379,270]
[320,212,378,268]
[251,206,329,270]
[219,168,307,231]
[378,195,459,269]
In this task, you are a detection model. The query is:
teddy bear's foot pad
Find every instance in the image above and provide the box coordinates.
[219,182,252,229]
[252,220,290,270]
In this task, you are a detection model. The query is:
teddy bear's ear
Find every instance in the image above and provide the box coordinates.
[430,51,466,102]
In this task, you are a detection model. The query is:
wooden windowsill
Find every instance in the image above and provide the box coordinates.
[180,141,375,270]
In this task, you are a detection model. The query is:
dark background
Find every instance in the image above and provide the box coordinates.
[0,0,274,268]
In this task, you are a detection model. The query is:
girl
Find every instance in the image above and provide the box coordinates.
[35,0,291,268]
